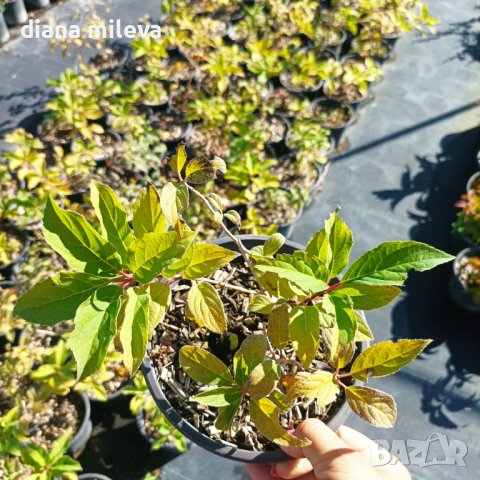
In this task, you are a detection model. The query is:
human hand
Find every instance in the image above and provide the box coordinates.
[245,419,411,480]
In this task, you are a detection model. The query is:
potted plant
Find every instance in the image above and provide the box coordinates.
[263,87,310,118]
[449,248,480,313]
[25,0,50,8]
[13,146,453,463]
[0,224,30,282]
[285,118,334,165]
[308,98,357,143]
[125,374,188,453]
[452,187,480,246]
[0,342,92,456]
[279,49,342,95]
[241,188,304,238]
[0,288,25,353]
[324,57,383,108]
[0,427,82,479]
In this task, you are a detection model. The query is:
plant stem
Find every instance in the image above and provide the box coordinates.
[299,281,344,306]
[199,277,257,295]
[186,183,260,284]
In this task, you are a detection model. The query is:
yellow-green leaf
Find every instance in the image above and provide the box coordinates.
[354,311,374,342]
[333,283,401,310]
[268,304,289,350]
[183,244,238,280]
[179,346,232,386]
[285,371,339,407]
[146,282,171,337]
[127,231,195,283]
[71,285,123,380]
[234,335,267,386]
[185,156,226,184]
[346,386,397,428]
[192,386,243,407]
[263,233,286,257]
[187,282,227,334]
[169,144,187,176]
[249,294,277,314]
[119,287,150,376]
[250,398,310,447]
[246,360,281,400]
[90,181,134,260]
[216,398,242,430]
[42,196,122,276]
[132,184,166,237]
[350,339,431,381]
[160,182,179,228]
[289,306,321,367]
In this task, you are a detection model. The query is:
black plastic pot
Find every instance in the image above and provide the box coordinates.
[449,247,480,313]
[134,76,171,112]
[149,112,193,147]
[0,12,10,44]
[309,98,357,144]
[0,333,7,354]
[383,32,403,49]
[89,380,132,417]
[351,38,395,64]
[69,392,93,454]
[143,235,367,463]
[0,224,30,283]
[4,0,28,27]
[78,475,112,480]
[24,0,50,8]
[313,28,348,58]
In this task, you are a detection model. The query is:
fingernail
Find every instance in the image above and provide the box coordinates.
[270,466,282,478]
[287,429,295,434]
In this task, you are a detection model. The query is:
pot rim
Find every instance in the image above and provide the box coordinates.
[143,235,367,463]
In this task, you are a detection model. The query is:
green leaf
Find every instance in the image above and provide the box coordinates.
[71,285,123,380]
[306,211,353,277]
[327,294,357,345]
[350,339,432,381]
[346,386,397,428]
[49,431,72,462]
[343,241,454,286]
[187,282,227,333]
[268,304,290,350]
[234,335,267,386]
[263,233,286,257]
[132,184,165,237]
[250,398,310,447]
[183,244,238,280]
[160,182,179,228]
[146,282,171,336]
[43,196,122,276]
[90,181,134,260]
[224,210,241,228]
[14,272,109,325]
[333,283,401,310]
[179,346,232,386]
[127,231,195,283]
[354,311,374,342]
[255,264,328,294]
[289,306,322,367]
[185,156,227,184]
[249,294,277,314]
[119,287,150,376]
[192,386,243,407]
[216,398,242,430]
[247,360,281,400]
[285,371,339,407]
[169,144,188,176]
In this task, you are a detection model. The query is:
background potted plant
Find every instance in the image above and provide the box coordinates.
[449,247,480,313]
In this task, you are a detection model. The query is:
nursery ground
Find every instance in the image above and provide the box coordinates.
[1,0,480,479]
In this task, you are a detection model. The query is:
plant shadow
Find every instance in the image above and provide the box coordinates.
[374,127,480,428]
